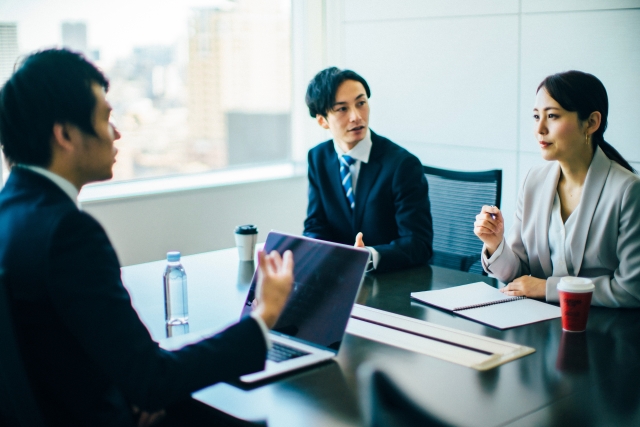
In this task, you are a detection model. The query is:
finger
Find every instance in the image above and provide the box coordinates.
[354,232,364,247]
[474,224,497,235]
[263,251,279,276]
[269,251,282,269]
[282,250,294,273]
[481,205,501,215]
[481,205,502,221]
[266,251,282,274]
[480,205,494,214]
[258,250,267,272]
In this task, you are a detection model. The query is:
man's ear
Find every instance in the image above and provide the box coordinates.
[316,114,330,130]
[51,122,76,152]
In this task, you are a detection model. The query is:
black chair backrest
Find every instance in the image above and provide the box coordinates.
[423,166,502,275]
[0,269,46,427]
[358,365,454,427]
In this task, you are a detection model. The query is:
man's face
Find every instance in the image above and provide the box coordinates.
[75,83,120,184]
[317,79,369,152]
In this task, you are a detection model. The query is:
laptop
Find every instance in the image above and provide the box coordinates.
[239,231,370,383]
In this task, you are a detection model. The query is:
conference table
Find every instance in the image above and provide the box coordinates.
[121,248,640,427]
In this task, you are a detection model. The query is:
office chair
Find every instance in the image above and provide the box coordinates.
[358,364,454,427]
[423,166,502,275]
[0,269,47,427]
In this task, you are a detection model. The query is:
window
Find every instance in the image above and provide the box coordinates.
[0,0,292,182]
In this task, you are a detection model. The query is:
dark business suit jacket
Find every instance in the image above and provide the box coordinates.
[0,168,266,427]
[304,131,433,272]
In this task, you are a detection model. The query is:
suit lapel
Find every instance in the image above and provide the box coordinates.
[569,147,611,274]
[353,133,383,231]
[536,163,560,277]
[326,148,353,222]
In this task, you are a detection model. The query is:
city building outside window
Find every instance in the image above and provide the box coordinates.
[0,0,292,183]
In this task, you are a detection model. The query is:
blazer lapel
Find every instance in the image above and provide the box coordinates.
[354,158,381,230]
[570,147,611,274]
[536,163,560,277]
[327,151,353,222]
[353,133,383,231]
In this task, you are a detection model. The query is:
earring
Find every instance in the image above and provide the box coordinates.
[585,134,590,145]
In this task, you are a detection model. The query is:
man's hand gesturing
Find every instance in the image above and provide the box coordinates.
[253,250,294,328]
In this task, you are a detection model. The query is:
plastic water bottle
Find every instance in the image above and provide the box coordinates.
[163,251,188,325]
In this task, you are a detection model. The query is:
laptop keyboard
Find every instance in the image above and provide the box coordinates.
[267,342,309,363]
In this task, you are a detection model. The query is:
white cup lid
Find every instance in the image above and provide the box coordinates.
[557,276,595,293]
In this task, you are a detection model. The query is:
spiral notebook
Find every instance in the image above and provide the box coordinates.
[410,282,561,329]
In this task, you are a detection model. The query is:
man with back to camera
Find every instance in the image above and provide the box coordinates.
[0,49,293,427]
[303,67,433,272]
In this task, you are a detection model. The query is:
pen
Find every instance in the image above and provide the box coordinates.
[489,205,497,220]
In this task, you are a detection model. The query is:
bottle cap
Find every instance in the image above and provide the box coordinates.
[167,251,181,262]
[235,224,258,235]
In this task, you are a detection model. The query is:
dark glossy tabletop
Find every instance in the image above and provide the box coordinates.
[121,248,640,427]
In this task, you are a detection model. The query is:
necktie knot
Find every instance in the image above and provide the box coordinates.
[340,155,356,167]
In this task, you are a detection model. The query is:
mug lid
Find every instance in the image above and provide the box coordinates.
[235,224,258,235]
[558,276,595,293]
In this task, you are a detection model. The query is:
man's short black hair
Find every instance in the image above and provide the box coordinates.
[0,48,109,167]
[305,67,371,118]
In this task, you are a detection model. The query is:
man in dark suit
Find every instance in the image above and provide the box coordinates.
[303,67,433,272]
[0,49,293,427]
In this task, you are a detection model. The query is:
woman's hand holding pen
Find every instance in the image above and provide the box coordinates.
[474,205,504,256]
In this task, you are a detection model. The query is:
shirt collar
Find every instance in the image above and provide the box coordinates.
[332,128,372,164]
[17,164,80,207]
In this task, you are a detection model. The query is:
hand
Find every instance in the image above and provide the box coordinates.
[474,205,504,256]
[132,406,166,427]
[354,232,365,248]
[500,276,546,299]
[254,250,294,328]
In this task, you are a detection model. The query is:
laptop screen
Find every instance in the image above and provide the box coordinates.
[240,232,370,352]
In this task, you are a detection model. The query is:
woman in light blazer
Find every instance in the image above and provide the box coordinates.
[474,71,640,308]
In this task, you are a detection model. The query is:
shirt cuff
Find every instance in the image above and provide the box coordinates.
[545,277,561,302]
[365,246,380,271]
[483,239,505,266]
[250,312,272,350]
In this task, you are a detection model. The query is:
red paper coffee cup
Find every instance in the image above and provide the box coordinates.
[557,277,594,332]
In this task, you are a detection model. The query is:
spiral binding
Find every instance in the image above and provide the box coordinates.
[454,296,527,312]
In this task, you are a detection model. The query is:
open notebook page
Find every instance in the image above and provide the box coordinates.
[411,282,515,311]
[457,298,561,329]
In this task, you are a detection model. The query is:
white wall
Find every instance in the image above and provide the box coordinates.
[327,0,640,232]
[82,176,308,266]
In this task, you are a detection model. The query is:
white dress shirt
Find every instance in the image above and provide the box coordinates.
[332,130,379,269]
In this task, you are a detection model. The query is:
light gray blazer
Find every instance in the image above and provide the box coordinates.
[483,146,640,308]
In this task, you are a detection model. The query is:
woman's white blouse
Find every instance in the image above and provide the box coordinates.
[548,192,578,277]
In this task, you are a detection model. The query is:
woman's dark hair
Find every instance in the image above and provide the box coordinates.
[305,67,371,118]
[537,70,635,173]
[0,48,109,167]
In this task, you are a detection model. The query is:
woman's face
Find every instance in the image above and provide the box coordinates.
[533,88,587,163]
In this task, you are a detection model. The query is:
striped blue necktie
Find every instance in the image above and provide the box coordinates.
[339,155,356,210]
